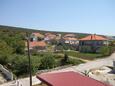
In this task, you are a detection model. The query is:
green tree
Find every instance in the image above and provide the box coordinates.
[60,54,69,65]
[10,55,29,77]
[15,40,25,54]
[39,55,56,69]
[99,46,110,56]
[0,40,13,65]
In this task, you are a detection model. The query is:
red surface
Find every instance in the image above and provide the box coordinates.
[80,34,107,41]
[32,32,44,37]
[25,41,46,47]
[36,71,110,86]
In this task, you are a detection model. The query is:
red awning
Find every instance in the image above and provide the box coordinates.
[36,71,110,86]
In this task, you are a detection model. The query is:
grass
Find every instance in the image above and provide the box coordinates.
[59,50,102,60]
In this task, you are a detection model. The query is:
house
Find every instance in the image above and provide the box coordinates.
[64,33,76,37]
[79,34,108,53]
[25,41,47,51]
[55,33,62,40]
[62,34,79,45]
[44,33,57,43]
[63,37,79,45]
[36,71,110,86]
[30,32,44,41]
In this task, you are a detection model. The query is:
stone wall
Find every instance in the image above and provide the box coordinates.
[0,64,13,80]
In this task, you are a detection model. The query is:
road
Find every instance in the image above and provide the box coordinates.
[1,53,115,86]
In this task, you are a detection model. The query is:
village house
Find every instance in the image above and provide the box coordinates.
[79,34,109,53]
[62,34,79,45]
[44,33,57,43]
[25,32,47,52]
[30,32,44,41]
[25,41,47,52]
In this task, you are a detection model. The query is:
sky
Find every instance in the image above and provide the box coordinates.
[0,0,115,35]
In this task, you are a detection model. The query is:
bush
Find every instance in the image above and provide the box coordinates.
[67,58,84,65]
[99,46,110,56]
[60,53,84,66]
[39,55,56,70]
[79,46,92,53]
[10,55,29,77]
[0,40,13,65]
[109,46,115,53]
[60,54,69,65]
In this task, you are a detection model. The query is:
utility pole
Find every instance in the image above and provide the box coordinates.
[26,33,32,86]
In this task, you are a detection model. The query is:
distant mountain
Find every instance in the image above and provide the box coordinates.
[0,25,91,38]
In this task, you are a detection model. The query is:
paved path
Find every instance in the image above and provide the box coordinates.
[74,53,115,72]
[50,53,115,73]
[0,76,41,86]
[1,53,115,86]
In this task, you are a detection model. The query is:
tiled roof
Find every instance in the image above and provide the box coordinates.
[79,34,108,41]
[64,34,76,37]
[45,33,54,36]
[25,41,46,48]
[63,37,77,40]
[45,33,56,39]
[32,32,44,38]
[37,71,110,86]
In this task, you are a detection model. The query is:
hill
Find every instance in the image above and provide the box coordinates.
[0,25,89,38]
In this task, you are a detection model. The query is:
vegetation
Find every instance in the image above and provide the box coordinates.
[99,46,110,56]
[60,51,102,60]
[0,25,89,38]
[39,54,56,69]
[0,25,114,78]
[60,54,69,65]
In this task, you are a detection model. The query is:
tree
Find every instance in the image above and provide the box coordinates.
[109,40,115,46]
[60,54,69,65]
[15,40,25,54]
[10,55,29,77]
[0,40,13,65]
[39,55,56,69]
[99,46,110,56]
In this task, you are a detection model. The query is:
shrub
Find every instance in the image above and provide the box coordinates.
[60,54,69,65]
[60,53,84,66]
[99,46,110,56]
[10,55,29,77]
[67,58,85,65]
[39,55,56,70]
[79,46,92,53]
[0,40,13,65]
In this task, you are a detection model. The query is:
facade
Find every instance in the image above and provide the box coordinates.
[58,34,79,50]
[62,34,79,45]
[25,41,47,51]
[30,32,44,41]
[63,37,79,45]
[25,32,47,52]
[79,34,108,52]
[44,33,57,43]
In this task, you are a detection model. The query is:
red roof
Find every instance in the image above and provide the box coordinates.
[64,34,76,38]
[45,33,56,40]
[25,41,46,48]
[45,33,55,36]
[36,71,110,86]
[80,34,108,41]
[63,37,77,40]
[32,32,44,38]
